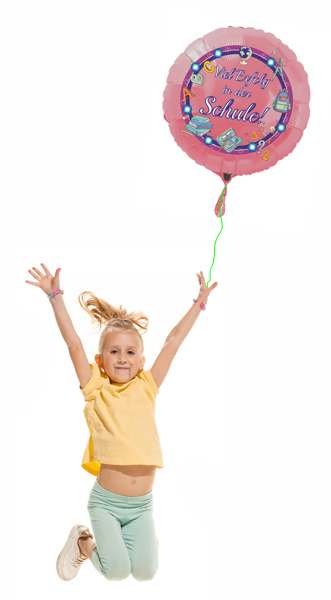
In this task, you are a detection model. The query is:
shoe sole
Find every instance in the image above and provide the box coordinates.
[56,524,88,581]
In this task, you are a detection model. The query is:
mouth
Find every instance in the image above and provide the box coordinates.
[115,367,128,370]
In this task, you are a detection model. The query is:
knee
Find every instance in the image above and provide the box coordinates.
[131,562,158,582]
[103,561,131,582]
[104,568,131,582]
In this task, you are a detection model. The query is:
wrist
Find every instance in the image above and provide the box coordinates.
[48,291,64,304]
[197,293,208,305]
[48,289,64,300]
[193,298,207,311]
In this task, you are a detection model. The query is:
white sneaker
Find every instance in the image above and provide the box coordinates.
[56,524,93,581]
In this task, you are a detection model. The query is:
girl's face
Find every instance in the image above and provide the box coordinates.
[95,330,145,383]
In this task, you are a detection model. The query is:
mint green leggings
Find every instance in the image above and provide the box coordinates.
[87,479,159,581]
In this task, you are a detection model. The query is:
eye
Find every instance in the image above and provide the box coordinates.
[111,350,118,354]
[128,351,135,355]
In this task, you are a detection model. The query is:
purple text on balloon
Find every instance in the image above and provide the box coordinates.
[200,97,270,123]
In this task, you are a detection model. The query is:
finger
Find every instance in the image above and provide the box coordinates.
[25,280,40,286]
[54,267,61,277]
[40,263,52,276]
[28,269,40,281]
[32,267,44,277]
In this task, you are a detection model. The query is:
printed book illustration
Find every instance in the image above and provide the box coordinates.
[185,115,212,137]
[216,128,243,153]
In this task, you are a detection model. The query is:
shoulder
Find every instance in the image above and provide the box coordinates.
[80,363,108,397]
[136,369,159,396]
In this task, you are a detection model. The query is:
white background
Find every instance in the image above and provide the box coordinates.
[2,0,330,598]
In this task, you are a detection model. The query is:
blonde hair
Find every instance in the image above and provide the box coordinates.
[78,291,148,355]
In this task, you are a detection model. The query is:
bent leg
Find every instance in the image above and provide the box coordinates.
[87,505,131,581]
[122,510,159,581]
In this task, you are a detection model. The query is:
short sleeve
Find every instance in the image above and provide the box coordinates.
[137,369,159,397]
[80,363,104,400]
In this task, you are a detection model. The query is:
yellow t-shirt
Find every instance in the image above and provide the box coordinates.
[80,363,164,476]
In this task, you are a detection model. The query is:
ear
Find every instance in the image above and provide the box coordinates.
[139,355,146,371]
[95,354,103,368]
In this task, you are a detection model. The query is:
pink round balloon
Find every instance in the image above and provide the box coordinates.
[163,26,310,216]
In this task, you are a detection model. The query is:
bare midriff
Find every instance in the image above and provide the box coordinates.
[97,464,157,497]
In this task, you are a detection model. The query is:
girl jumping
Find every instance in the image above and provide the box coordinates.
[25,263,218,582]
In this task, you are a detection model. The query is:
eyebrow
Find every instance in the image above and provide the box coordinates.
[106,345,138,350]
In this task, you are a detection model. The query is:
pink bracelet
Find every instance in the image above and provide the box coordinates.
[48,289,64,299]
[193,298,206,311]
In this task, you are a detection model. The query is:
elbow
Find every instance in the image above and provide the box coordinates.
[165,337,181,350]
[67,336,82,352]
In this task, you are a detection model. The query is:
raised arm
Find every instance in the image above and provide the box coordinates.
[25,263,92,389]
[150,271,218,388]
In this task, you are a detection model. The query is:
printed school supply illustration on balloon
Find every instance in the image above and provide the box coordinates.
[239,45,252,65]
[272,57,285,82]
[216,128,243,153]
[185,114,213,136]
[272,88,291,113]
[163,26,310,285]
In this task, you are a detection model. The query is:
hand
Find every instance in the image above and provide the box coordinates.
[25,263,62,296]
[196,271,218,305]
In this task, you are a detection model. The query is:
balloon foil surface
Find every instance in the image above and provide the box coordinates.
[163,27,310,183]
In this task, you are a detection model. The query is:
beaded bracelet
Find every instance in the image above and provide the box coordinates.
[48,289,64,299]
[193,298,206,311]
